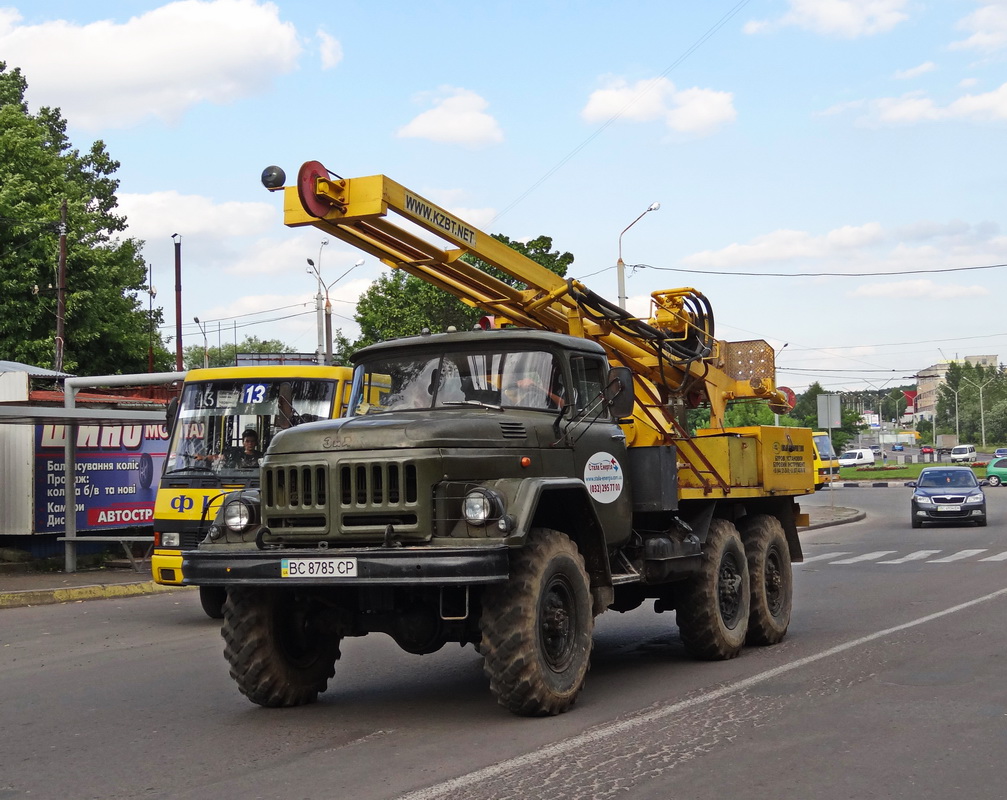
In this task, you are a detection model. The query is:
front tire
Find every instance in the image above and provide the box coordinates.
[199,585,227,620]
[740,515,792,645]
[677,519,750,660]
[479,529,594,716]
[221,587,341,707]
[987,475,1001,487]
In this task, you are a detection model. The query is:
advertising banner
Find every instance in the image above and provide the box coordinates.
[34,423,169,533]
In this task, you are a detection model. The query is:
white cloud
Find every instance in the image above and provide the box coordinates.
[681,219,1001,277]
[849,279,989,299]
[0,0,301,130]
[950,3,1007,52]
[894,61,936,80]
[863,83,1007,124]
[581,77,736,135]
[745,0,909,38]
[317,29,343,69]
[397,87,504,148]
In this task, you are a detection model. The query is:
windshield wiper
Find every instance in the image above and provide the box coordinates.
[442,400,503,411]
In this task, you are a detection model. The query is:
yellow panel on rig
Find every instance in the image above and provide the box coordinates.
[694,426,815,495]
[679,431,760,491]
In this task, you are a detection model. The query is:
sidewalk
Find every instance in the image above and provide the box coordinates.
[0,505,863,610]
[0,562,191,609]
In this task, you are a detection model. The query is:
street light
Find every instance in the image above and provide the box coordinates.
[616,202,660,309]
[306,240,329,364]
[193,316,208,369]
[962,374,995,448]
[306,256,365,365]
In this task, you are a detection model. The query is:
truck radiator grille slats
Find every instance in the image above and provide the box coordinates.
[265,465,327,509]
[339,462,418,506]
[499,421,527,439]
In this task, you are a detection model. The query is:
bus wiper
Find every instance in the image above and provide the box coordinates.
[442,400,503,411]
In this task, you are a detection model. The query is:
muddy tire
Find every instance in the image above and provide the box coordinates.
[221,587,340,707]
[740,515,792,646]
[480,529,593,716]
[199,586,227,620]
[677,519,750,660]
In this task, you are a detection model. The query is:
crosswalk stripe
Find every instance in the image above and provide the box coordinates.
[797,552,851,564]
[927,549,988,563]
[878,550,941,564]
[979,552,1007,561]
[830,551,898,564]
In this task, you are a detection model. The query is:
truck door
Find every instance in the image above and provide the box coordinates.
[568,355,633,543]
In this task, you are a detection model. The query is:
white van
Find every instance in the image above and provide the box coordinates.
[949,444,977,463]
[838,448,876,467]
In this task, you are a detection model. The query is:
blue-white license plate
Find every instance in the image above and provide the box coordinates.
[281,557,358,578]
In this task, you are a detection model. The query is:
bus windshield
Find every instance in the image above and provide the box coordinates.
[165,378,337,474]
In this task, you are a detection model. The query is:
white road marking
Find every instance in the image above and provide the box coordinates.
[979,551,1007,561]
[830,551,897,564]
[399,586,1007,800]
[878,550,941,564]
[927,549,988,563]
[797,552,851,564]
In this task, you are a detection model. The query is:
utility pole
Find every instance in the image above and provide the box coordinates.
[172,233,183,370]
[54,199,67,372]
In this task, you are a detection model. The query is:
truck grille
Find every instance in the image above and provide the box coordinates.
[264,460,421,536]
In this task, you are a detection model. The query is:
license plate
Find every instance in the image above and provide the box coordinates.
[936,505,962,512]
[281,557,358,578]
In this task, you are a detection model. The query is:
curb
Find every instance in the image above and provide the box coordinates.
[802,509,867,530]
[0,581,193,610]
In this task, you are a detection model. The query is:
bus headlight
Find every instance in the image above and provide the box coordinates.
[161,532,180,547]
[463,489,503,525]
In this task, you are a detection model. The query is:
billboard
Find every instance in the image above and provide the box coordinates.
[33,423,169,533]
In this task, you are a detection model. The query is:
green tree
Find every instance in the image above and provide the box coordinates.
[349,234,573,355]
[0,62,167,374]
[182,335,296,370]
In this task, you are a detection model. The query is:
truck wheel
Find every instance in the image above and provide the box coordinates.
[740,515,792,646]
[199,585,227,620]
[677,519,750,660]
[479,528,593,716]
[221,587,340,707]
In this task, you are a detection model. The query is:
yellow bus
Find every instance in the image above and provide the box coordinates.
[812,431,840,490]
[151,365,354,616]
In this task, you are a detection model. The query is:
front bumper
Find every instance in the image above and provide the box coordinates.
[181,544,511,586]
[912,504,986,523]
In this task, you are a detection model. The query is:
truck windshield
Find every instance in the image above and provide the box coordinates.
[348,348,567,414]
[165,378,337,473]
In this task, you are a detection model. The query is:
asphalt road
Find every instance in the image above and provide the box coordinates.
[3,486,1006,799]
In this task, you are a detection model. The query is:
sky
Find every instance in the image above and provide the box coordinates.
[3,0,1006,394]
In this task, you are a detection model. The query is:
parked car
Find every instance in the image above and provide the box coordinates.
[907,466,987,528]
[892,443,904,451]
[985,458,1007,486]
[920,445,935,455]
[993,448,1007,460]
[949,444,977,463]
[869,444,882,455]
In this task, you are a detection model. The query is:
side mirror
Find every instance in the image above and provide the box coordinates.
[906,481,917,488]
[165,396,178,436]
[604,367,635,420]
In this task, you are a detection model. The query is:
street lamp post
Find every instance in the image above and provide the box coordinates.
[306,257,365,365]
[306,240,329,364]
[616,202,660,309]
[193,316,209,369]
[962,375,995,448]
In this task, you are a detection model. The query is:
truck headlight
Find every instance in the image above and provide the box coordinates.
[161,532,180,547]
[223,498,255,532]
[463,489,503,525]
